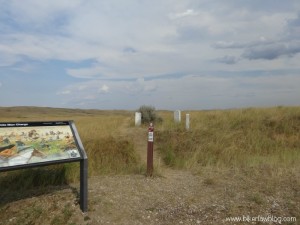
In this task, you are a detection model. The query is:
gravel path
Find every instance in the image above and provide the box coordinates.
[85,122,227,224]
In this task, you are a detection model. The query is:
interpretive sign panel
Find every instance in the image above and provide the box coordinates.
[0,121,82,171]
[0,120,88,212]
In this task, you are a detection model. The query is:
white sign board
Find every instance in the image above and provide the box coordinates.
[148,132,154,142]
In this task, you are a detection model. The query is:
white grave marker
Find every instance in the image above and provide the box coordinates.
[186,113,190,130]
[135,112,142,126]
[174,110,181,123]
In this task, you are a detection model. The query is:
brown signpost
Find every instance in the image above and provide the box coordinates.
[147,123,154,176]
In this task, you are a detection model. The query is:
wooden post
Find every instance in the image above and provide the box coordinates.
[147,123,154,176]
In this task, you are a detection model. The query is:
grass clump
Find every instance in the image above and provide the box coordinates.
[85,136,139,175]
[0,165,68,192]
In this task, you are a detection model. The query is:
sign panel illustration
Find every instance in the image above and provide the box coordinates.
[0,121,82,170]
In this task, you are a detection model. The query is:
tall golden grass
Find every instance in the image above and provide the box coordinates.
[156,106,300,170]
[0,106,299,188]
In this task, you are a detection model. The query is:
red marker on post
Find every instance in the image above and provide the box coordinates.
[147,122,154,176]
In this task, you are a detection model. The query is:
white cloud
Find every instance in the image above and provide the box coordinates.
[0,34,114,62]
[1,0,300,80]
[99,84,109,93]
[169,9,198,19]
[57,90,71,95]
[56,71,300,109]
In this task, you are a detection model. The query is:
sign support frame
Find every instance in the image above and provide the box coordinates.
[70,121,88,212]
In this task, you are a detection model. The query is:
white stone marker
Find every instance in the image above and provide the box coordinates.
[174,110,181,123]
[135,112,142,126]
[186,113,190,130]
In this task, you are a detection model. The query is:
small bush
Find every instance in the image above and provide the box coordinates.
[138,105,162,124]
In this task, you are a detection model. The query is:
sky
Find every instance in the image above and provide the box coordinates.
[0,0,300,110]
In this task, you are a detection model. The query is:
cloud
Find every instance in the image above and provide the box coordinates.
[1,1,300,109]
[55,71,300,110]
[286,12,300,40]
[288,12,300,27]
[99,84,109,93]
[57,90,71,95]
[0,33,115,62]
[169,9,198,19]
[242,41,300,60]
[213,55,239,64]
[211,6,300,62]
[136,78,157,92]
[176,25,210,41]
[66,66,103,78]
[213,13,300,61]
[2,0,299,79]
[212,38,275,49]
[65,49,208,79]
[0,52,21,67]
[123,47,137,53]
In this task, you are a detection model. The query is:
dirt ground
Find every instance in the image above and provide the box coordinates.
[1,167,298,225]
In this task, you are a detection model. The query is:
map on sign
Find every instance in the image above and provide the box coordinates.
[0,121,81,169]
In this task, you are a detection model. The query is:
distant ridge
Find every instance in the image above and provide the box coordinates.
[0,106,133,120]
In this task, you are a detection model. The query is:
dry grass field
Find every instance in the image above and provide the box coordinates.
[0,106,299,224]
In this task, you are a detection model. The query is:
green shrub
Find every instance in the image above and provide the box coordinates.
[138,105,162,124]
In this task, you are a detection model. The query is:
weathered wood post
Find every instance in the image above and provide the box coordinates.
[147,123,154,176]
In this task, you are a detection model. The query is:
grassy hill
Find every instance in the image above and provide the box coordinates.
[0,106,299,224]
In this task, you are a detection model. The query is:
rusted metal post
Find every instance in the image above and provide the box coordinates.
[147,123,154,176]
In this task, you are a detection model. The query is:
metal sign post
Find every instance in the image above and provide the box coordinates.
[80,158,88,212]
[147,123,154,176]
[70,121,88,212]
